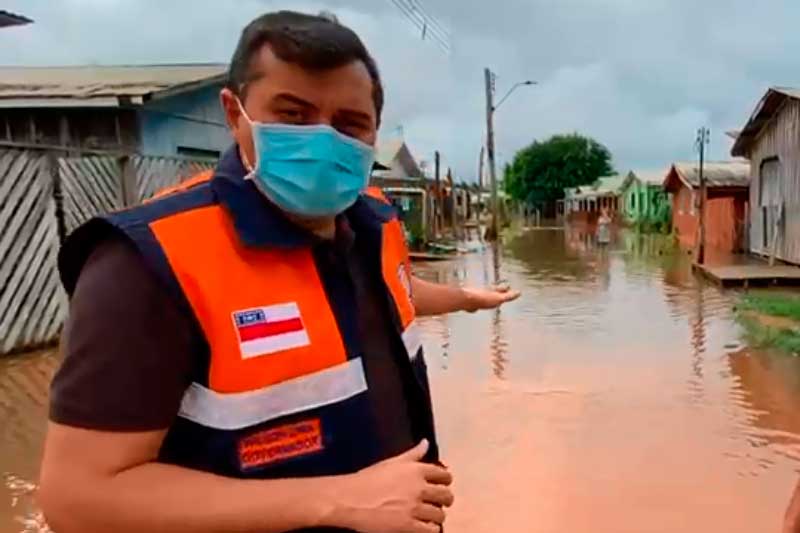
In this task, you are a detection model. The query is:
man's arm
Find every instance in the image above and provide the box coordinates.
[784,478,800,533]
[410,275,520,317]
[39,425,452,533]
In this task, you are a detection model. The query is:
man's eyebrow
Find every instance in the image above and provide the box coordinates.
[271,93,318,109]
[336,108,374,123]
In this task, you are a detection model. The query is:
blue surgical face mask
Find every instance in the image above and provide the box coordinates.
[238,101,375,218]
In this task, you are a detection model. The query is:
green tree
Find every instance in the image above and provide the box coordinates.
[504,133,614,206]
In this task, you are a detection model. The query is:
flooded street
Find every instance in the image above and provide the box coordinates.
[2,227,800,532]
[418,228,800,533]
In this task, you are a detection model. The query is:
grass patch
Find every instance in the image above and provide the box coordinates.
[736,292,800,354]
[738,292,800,321]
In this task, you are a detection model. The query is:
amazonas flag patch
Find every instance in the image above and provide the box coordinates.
[232,303,310,359]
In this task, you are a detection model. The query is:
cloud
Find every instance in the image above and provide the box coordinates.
[3,0,800,181]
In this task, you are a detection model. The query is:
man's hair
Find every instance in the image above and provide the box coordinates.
[227,11,383,124]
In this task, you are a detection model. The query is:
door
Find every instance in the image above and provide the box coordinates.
[760,158,781,250]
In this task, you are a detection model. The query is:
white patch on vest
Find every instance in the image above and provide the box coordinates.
[178,357,368,430]
[397,263,412,304]
[232,302,310,359]
[402,321,422,360]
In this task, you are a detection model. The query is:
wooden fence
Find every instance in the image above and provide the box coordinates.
[0,144,217,354]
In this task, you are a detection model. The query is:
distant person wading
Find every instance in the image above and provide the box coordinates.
[596,207,612,245]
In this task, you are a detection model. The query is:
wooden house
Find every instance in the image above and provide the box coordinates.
[564,174,627,223]
[370,138,436,241]
[620,170,671,230]
[0,64,228,157]
[731,88,800,263]
[663,162,749,252]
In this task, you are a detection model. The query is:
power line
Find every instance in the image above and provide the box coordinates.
[389,0,449,52]
[399,0,451,48]
[404,0,450,40]
[388,0,450,53]
[401,0,450,45]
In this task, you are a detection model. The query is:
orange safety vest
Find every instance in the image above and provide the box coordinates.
[59,147,436,490]
[149,169,214,200]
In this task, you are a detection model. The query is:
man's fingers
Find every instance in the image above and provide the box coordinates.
[388,439,429,463]
[421,464,453,485]
[413,503,446,525]
[422,485,455,507]
[503,290,521,302]
[412,522,441,533]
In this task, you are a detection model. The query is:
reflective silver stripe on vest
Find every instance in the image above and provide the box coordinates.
[178,357,367,430]
[402,320,422,360]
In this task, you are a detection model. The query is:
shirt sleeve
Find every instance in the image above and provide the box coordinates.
[49,236,196,431]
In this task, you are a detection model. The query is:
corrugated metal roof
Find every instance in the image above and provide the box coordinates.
[630,169,667,186]
[568,174,627,199]
[596,174,627,193]
[375,138,405,168]
[775,87,800,100]
[0,64,227,107]
[732,87,800,156]
[0,9,32,28]
[672,161,750,189]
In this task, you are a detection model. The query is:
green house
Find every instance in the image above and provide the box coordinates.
[620,170,671,231]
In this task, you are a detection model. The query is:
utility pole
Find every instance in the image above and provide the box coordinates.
[434,150,441,237]
[696,127,709,265]
[484,67,499,241]
[448,167,457,236]
[478,145,485,190]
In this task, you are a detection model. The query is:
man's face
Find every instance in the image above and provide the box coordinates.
[221,45,378,170]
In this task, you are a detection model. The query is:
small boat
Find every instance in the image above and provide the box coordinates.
[409,252,457,262]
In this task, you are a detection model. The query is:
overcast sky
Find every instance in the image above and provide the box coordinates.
[3,0,800,181]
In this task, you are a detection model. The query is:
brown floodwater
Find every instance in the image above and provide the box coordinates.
[2,226,800,532]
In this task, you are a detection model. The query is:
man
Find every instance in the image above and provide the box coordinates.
[39,11,517,533]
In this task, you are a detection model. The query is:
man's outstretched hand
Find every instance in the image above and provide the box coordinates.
[461,285,521,312]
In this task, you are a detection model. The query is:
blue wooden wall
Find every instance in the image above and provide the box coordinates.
[137,84,230,157]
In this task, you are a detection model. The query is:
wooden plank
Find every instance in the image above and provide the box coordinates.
[0,147,63,353]
[0,199,56,351]
[0,158,46,287]
[0,147,219,354]
[693,262,800,287]
[16,215,60,347]
[59,154,123,232]
[19,245,57,346]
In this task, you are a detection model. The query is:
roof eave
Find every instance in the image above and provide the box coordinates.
[0,10,32,27]
[0,96,122,108]
[731,88,799,157]
[146,73,228,102]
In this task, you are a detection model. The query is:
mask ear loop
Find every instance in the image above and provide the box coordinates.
[235,97,257,178]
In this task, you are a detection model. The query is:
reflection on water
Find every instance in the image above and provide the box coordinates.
[417,227,800,533]
[2,227,800,532]
[0,350,56,532]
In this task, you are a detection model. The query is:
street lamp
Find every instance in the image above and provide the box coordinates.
[484,70,536,240]
[493,80,537,113]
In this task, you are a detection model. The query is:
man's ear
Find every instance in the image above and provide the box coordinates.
[220,88,243,134]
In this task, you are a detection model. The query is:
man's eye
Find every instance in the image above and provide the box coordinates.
[278,109,303,122]
[335,121,368,139]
